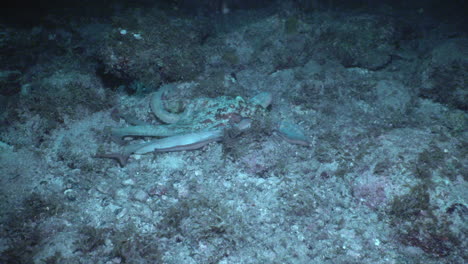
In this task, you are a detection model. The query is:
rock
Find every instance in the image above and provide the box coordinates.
[375,80,413,116]
[419,38,468,110]
[133,189,149,202]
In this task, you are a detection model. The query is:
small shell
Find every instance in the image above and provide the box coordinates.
[249,92,273,108]
[278,121,310,146]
